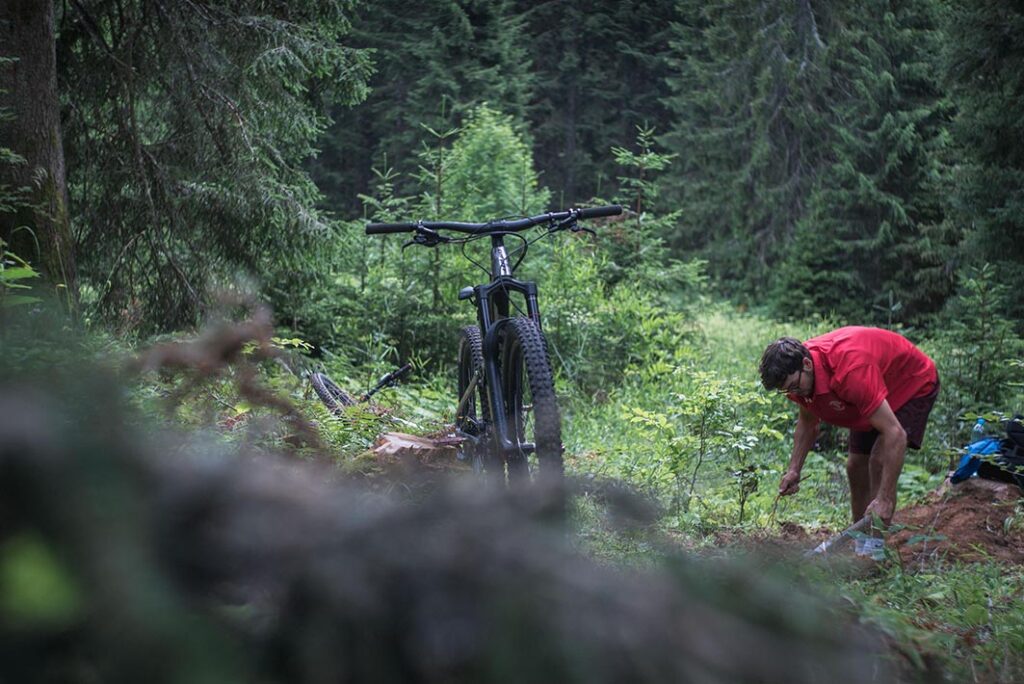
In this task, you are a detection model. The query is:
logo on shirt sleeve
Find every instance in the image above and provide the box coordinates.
[829,400,847,412]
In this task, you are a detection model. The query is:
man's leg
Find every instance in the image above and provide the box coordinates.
[846,450,872,522]
[847,429,878,522]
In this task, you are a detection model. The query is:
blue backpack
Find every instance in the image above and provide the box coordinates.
[951,415,1024,488]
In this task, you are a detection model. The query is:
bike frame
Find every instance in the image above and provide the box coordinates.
[454,234,542,458]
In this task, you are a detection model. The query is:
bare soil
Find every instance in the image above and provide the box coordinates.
[888,477,1024,565]
[710,479,1024,566]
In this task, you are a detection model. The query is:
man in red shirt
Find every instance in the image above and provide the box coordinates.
[759,327,939,526]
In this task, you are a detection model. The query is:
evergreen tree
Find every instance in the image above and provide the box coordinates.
[944,0,1024,326]
[662,0,830,299]
[311,0,534,216]
[443,105,550,219]
[57,0,372,331]
[517,0,680,205]
[0,0,75,307]
[774,0,951,322]
[663,1,950,321]
[607,124,680,286]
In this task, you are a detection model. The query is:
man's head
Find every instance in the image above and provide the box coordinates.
[759,337,813,396]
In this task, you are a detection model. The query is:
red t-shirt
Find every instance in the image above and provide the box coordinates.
[787,327,937,431]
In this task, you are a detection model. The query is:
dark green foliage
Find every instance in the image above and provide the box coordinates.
[606,124,685,288]
[58,0,372,331]
[442,105,550,218]
[19,0,1018,338]
[516,0,680,205]
[662,0,830,300]
[943,0,1024,327]
[0,2,76,305]
[774,0,952,323]
[929,264,1024,411]
[664,1,952,323]
[0,58,22,218]
[310,0,534,215]
[313,0,684,211]
[0,58,39,310]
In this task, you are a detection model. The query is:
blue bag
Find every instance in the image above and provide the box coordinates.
[950,437,1003,483]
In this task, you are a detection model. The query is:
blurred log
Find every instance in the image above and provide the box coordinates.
[373,431,461,460]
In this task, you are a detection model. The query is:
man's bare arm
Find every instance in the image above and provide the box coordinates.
[864,399,907,523]
[780,407,820,495]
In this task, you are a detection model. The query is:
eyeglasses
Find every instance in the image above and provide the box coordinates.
[776,368,804,395]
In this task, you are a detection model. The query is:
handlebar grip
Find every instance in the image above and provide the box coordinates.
[366,222,417,235]
[577,205,623,219]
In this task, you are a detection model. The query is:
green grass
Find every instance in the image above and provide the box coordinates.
[139,303,1023,683]
[558,304,1024,683]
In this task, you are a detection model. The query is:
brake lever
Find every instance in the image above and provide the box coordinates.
[549,214,577,233]
[401,225,450,250]
[549,215,596,238]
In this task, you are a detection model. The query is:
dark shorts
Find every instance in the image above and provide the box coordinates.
[848,376,940,455]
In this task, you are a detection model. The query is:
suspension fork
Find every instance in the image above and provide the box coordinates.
[475,295,542,454]
[482,320,515,453]
[468,234,544,454]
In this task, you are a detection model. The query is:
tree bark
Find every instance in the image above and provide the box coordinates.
[0,0,77,307]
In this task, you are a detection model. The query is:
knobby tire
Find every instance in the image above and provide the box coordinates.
[310,371,356,415]
[456,326,491,473]
[500,317,563,488]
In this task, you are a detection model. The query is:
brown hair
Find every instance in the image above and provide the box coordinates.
[759,337,810,390]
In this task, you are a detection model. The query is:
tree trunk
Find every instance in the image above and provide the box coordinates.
[0,0,77,308]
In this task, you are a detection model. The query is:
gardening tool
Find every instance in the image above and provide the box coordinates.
[802,516,870,558]
[766,473,812,527]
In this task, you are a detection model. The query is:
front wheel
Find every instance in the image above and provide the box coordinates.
[499,317,563,489]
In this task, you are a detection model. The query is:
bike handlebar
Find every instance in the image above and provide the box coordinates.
[576,205,624,219]
[365,205,623,236]
[364,222,419,234]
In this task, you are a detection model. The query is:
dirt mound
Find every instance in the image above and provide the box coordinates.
[707,479,1023,565]
[889,478,1024,564]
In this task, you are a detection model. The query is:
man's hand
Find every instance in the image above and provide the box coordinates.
[864,496,895,526]
[778,469,803,496]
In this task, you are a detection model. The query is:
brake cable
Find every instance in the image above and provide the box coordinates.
[498,231,530,273]
[460,237,491,277]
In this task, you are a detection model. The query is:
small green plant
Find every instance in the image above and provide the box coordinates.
[0,237,41,308]
[607,124,681,288]
[621,369,785,524]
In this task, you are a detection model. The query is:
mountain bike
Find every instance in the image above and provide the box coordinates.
[310,363,412,414]
[366,205,623,489]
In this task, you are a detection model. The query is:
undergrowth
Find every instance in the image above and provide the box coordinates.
[13,287,1019,682]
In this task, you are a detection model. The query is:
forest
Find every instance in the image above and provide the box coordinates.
[2,0,1024,681]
